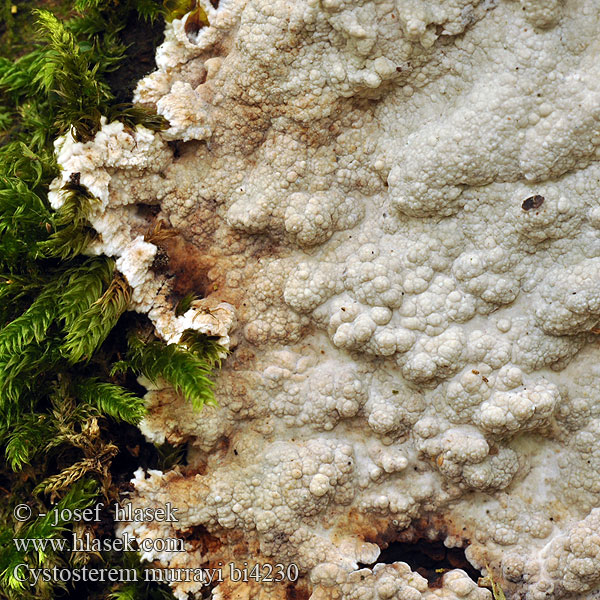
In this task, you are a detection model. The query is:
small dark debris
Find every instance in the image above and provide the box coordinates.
[210,0,220,7]
[64,172,91,196]
[522,195,544,211]
[151,246,170,271]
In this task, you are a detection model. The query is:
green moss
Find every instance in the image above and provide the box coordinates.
[0,1,219,598]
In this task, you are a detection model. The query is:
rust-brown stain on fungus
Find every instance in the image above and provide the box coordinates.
[162,236,217,298]
[178,524,223,554]
[285,582,311,600]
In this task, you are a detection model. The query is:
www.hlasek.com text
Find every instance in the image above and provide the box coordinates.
[13,531,184,554]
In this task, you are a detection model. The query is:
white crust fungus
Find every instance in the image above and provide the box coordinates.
[50,0,600,598]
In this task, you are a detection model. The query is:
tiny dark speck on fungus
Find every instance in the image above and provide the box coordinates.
[522,195,544,211]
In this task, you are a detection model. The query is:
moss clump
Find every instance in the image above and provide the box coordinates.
[0,1,222,598]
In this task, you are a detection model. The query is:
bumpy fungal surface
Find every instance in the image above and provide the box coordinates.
[52,0,600,598]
